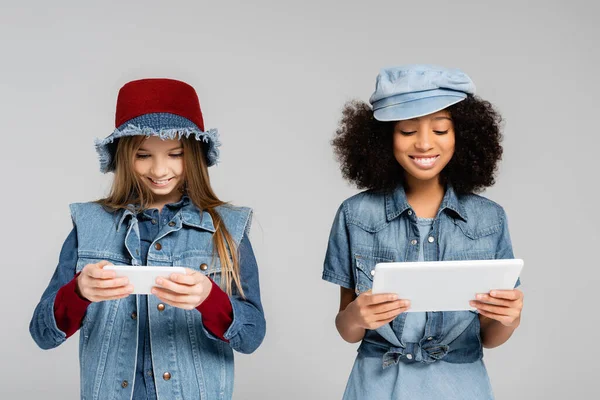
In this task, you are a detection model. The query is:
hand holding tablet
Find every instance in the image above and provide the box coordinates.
[371,259,523,312]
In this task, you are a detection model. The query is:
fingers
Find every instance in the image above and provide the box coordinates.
[156,276,195,295]
[487,289,523,301]
[373,305,409,321]
[473,293,513,307]
[168,270,198,286]
[152,287,201,310]
[476,309,519,327]
[360,292,400,306]
[93,285,134,300]
[470,300,516,316]
[372,299,411,315]
[86,262,116,279]
[78,261,133,302]
[93,277,130,289]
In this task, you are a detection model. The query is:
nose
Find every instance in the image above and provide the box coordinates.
[150,156,169,178]
[414,130,433,152]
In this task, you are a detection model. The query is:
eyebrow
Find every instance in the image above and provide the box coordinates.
[137,146,183,152]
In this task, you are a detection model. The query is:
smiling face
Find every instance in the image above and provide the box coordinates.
[133,136,185,208]
[393,110,456,187]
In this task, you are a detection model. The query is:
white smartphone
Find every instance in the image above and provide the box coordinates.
[104,265,187,295]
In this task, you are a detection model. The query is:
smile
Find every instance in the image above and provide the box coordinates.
[147,177,174,187]
[409,155,440,169]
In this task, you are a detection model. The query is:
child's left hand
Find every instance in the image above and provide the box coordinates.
[151,268,213,310]
[469,289,524,328]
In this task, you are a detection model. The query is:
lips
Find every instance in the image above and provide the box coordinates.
[409,155,440,169]
[147,177,173,187]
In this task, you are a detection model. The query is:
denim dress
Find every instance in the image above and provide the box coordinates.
[342,217,493,400]
[323,185,517,400]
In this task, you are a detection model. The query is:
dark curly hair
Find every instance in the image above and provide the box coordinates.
[332,95,503,194]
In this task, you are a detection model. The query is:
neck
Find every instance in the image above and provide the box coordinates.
[404,175,445,219]
[147,193,183,212]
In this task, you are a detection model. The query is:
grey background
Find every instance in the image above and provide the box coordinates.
[1,0,598,398]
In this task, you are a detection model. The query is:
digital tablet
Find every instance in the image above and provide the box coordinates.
[104,266,187,295]
[371,259,523,312]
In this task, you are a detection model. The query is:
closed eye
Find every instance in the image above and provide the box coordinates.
[434,130,449,135]
[136,154,150,159]
[399,130,417,136]
[170,153,183,158]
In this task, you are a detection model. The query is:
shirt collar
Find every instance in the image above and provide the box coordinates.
[384,184,467,222]
[116,195,216,233]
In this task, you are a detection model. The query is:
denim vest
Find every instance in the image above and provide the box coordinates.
[323,185,514,368]
[33,200,261,400]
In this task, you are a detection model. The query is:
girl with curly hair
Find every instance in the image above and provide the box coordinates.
[323,65,523,399]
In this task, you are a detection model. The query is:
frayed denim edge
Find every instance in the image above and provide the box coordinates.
[94,125,221,173]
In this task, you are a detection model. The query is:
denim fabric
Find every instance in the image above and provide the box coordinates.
[352,217,492,400]
[95,113,221,173]
[132,200,189,400]
[30,197,266,400]
[323,185,515,399]
[369,65,475,121]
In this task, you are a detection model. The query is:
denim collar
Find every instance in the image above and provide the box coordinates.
[116,195,216,233]
[384,184,467,222]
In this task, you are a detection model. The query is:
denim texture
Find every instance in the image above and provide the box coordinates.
[30,198,265,400]
[323,185,515,399]
[369,65,475,121]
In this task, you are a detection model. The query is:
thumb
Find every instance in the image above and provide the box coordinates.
[97,260,113,269]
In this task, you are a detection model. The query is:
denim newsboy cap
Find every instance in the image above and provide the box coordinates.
[369,65,476,121]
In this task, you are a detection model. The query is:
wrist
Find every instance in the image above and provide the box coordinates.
[74,274,89,302]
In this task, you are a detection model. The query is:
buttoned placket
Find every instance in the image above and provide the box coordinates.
[393,209,445,357]
[128,206,184,399]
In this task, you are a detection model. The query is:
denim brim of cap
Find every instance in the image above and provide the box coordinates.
[372,89,467,121]
[94,113,220,173]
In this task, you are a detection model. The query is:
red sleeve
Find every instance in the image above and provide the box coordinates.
[196,278,233,342]
[53,273,91,338]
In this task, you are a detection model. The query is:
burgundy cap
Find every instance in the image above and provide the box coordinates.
[115,78,205,131]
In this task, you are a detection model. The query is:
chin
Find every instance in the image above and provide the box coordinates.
[404,168,443,183]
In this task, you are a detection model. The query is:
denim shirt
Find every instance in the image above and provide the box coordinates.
[30,198,266,400]
[322,185,515,369]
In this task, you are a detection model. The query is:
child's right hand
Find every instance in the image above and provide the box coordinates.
[75,261,134,302]
[345,290,410,330]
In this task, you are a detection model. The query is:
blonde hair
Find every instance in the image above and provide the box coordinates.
[98,135,244,297]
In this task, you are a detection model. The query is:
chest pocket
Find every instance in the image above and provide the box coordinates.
[175,252,223,286]
[354,252,395,295]
[75,254,131,273]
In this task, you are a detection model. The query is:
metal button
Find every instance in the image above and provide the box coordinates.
[410,239,418,245]
[131,312,137,320]
[163,372,171,381]
[155,242,162,250]
[157,303,165,311]
[121,380,128,388]
[151,219,157,225]
[370,270,375,276]
[428,236,434,243]
[427,337,433,341]
[200,263,208,271]
[168,221,175,227]
[406,354,413,360]
[407,210,413,216]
